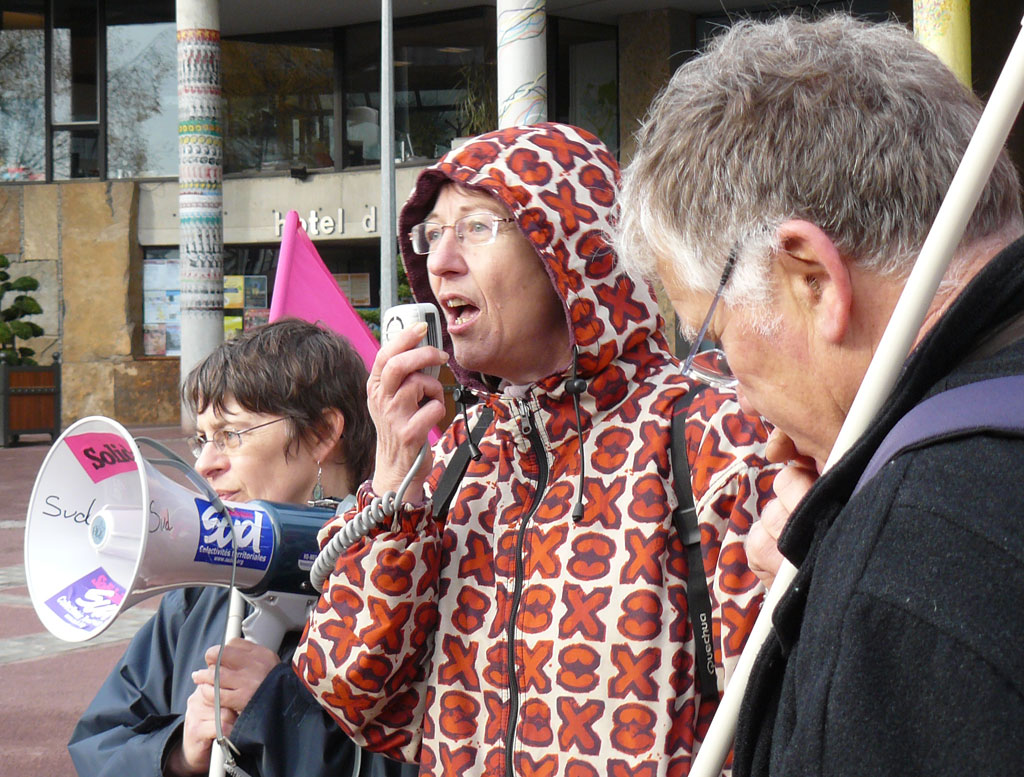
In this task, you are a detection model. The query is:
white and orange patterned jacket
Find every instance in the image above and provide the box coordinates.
[294,123,776,777]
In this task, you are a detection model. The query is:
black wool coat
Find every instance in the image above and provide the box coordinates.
[734,235,1024,776]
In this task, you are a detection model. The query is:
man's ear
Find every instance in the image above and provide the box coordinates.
[775,219,852,343]
[313,407,346,461]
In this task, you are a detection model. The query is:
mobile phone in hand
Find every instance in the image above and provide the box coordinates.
[381,303,443,379]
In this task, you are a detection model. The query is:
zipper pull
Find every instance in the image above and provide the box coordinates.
[517,398,533,437]
[509,399,531,453]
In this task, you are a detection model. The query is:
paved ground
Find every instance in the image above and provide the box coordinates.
[0,425,190,777]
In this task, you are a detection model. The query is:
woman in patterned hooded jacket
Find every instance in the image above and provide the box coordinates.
[294,123,776,776]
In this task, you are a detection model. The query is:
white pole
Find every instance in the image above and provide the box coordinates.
[176,0,223,427]
[379,0,397,312]
[208,588,245,777]
[689,15,1024,777]
[496,0,547,128]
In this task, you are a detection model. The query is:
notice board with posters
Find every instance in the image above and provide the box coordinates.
[142,253,181,356]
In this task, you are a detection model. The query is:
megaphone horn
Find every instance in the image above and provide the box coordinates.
[24,416,332,643]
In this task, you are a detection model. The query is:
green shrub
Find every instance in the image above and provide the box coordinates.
[0,254,45,366]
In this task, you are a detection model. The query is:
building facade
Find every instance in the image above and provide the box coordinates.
[0,0,1020,427]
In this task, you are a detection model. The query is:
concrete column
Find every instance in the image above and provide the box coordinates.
[914,0,971,86]
[496,0,547,128]
[176,0,223,424]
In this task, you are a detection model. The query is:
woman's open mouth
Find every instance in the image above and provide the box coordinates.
[442,296,480,332]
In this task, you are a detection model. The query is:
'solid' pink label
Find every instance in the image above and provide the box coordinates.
[64,432,138,483]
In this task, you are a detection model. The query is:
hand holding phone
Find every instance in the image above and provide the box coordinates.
[369,302,445,500]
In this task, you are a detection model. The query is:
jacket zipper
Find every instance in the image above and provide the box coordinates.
[504,398,547,776]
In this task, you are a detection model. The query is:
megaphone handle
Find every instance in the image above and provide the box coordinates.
[208,589,247,777]
[241,592,317,650]
[224,588,246,644]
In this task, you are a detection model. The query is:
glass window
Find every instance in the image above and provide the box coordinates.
[141,240,383,354]
[222,31,335,174]
[343,7,496,166]
[223,241,381,311]
[106,1,177,178]
[52,128,100,178]
[551,18,618,154]
[695,0,893,45]
[51,0,98,124]
[0,6,46,181]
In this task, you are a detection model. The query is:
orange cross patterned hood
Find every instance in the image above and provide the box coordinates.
[398,122,668,392]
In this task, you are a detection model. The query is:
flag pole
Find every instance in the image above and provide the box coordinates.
[689,14,1024,776]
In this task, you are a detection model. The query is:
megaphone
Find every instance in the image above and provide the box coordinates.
[24,416,335,646]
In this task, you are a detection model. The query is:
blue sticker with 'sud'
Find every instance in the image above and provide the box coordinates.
[194,498,273,570]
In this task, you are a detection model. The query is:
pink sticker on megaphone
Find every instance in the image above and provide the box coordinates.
[64,432,138,484]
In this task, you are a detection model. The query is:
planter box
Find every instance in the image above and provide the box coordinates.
[0,363,61,447]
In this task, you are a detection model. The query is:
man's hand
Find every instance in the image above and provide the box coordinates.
[164,639,280,776]
[192,638,280,713]
[747,429,819,588]
[164,684,239,776]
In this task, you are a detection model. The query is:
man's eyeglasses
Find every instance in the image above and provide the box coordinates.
[409,212,515,255]
[681,249,739,389]
[187,417,287,459]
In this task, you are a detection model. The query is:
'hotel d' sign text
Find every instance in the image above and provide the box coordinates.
[272,207,378,238]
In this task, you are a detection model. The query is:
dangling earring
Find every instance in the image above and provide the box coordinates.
[312,461,324,502]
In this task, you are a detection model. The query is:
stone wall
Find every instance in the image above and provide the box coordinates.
[1,181,181,430]
[617,9,694,357]
[617,9,694,167]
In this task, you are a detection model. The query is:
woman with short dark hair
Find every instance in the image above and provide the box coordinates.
[69,318,411,777]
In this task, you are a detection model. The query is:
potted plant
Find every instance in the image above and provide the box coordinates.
[0,254,61,446]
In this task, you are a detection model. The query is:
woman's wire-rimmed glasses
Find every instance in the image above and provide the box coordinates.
[681,248,739,389]
[409,212,515,255]
[187,417,288,459]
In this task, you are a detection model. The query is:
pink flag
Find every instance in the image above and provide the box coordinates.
[270,210,381,369]
[270,210,441,445]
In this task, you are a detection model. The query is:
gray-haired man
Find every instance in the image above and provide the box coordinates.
[618,13,1024,777]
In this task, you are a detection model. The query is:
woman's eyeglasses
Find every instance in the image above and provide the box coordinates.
[409,212,515,255]
[681,249,739,389]
[187,417,287,459]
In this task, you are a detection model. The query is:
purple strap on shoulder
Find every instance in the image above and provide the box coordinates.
[853,375,1024,496]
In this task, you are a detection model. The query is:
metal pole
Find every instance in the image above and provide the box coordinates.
[689,14,1024,777]
[379,0,397,312]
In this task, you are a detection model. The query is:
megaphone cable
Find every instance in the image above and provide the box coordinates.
[136,437,254,777]
[309,442,430,591]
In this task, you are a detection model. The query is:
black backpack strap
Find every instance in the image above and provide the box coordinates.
[432,406,495,522]
[670,383,720,704]
[853,375,1024,496]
